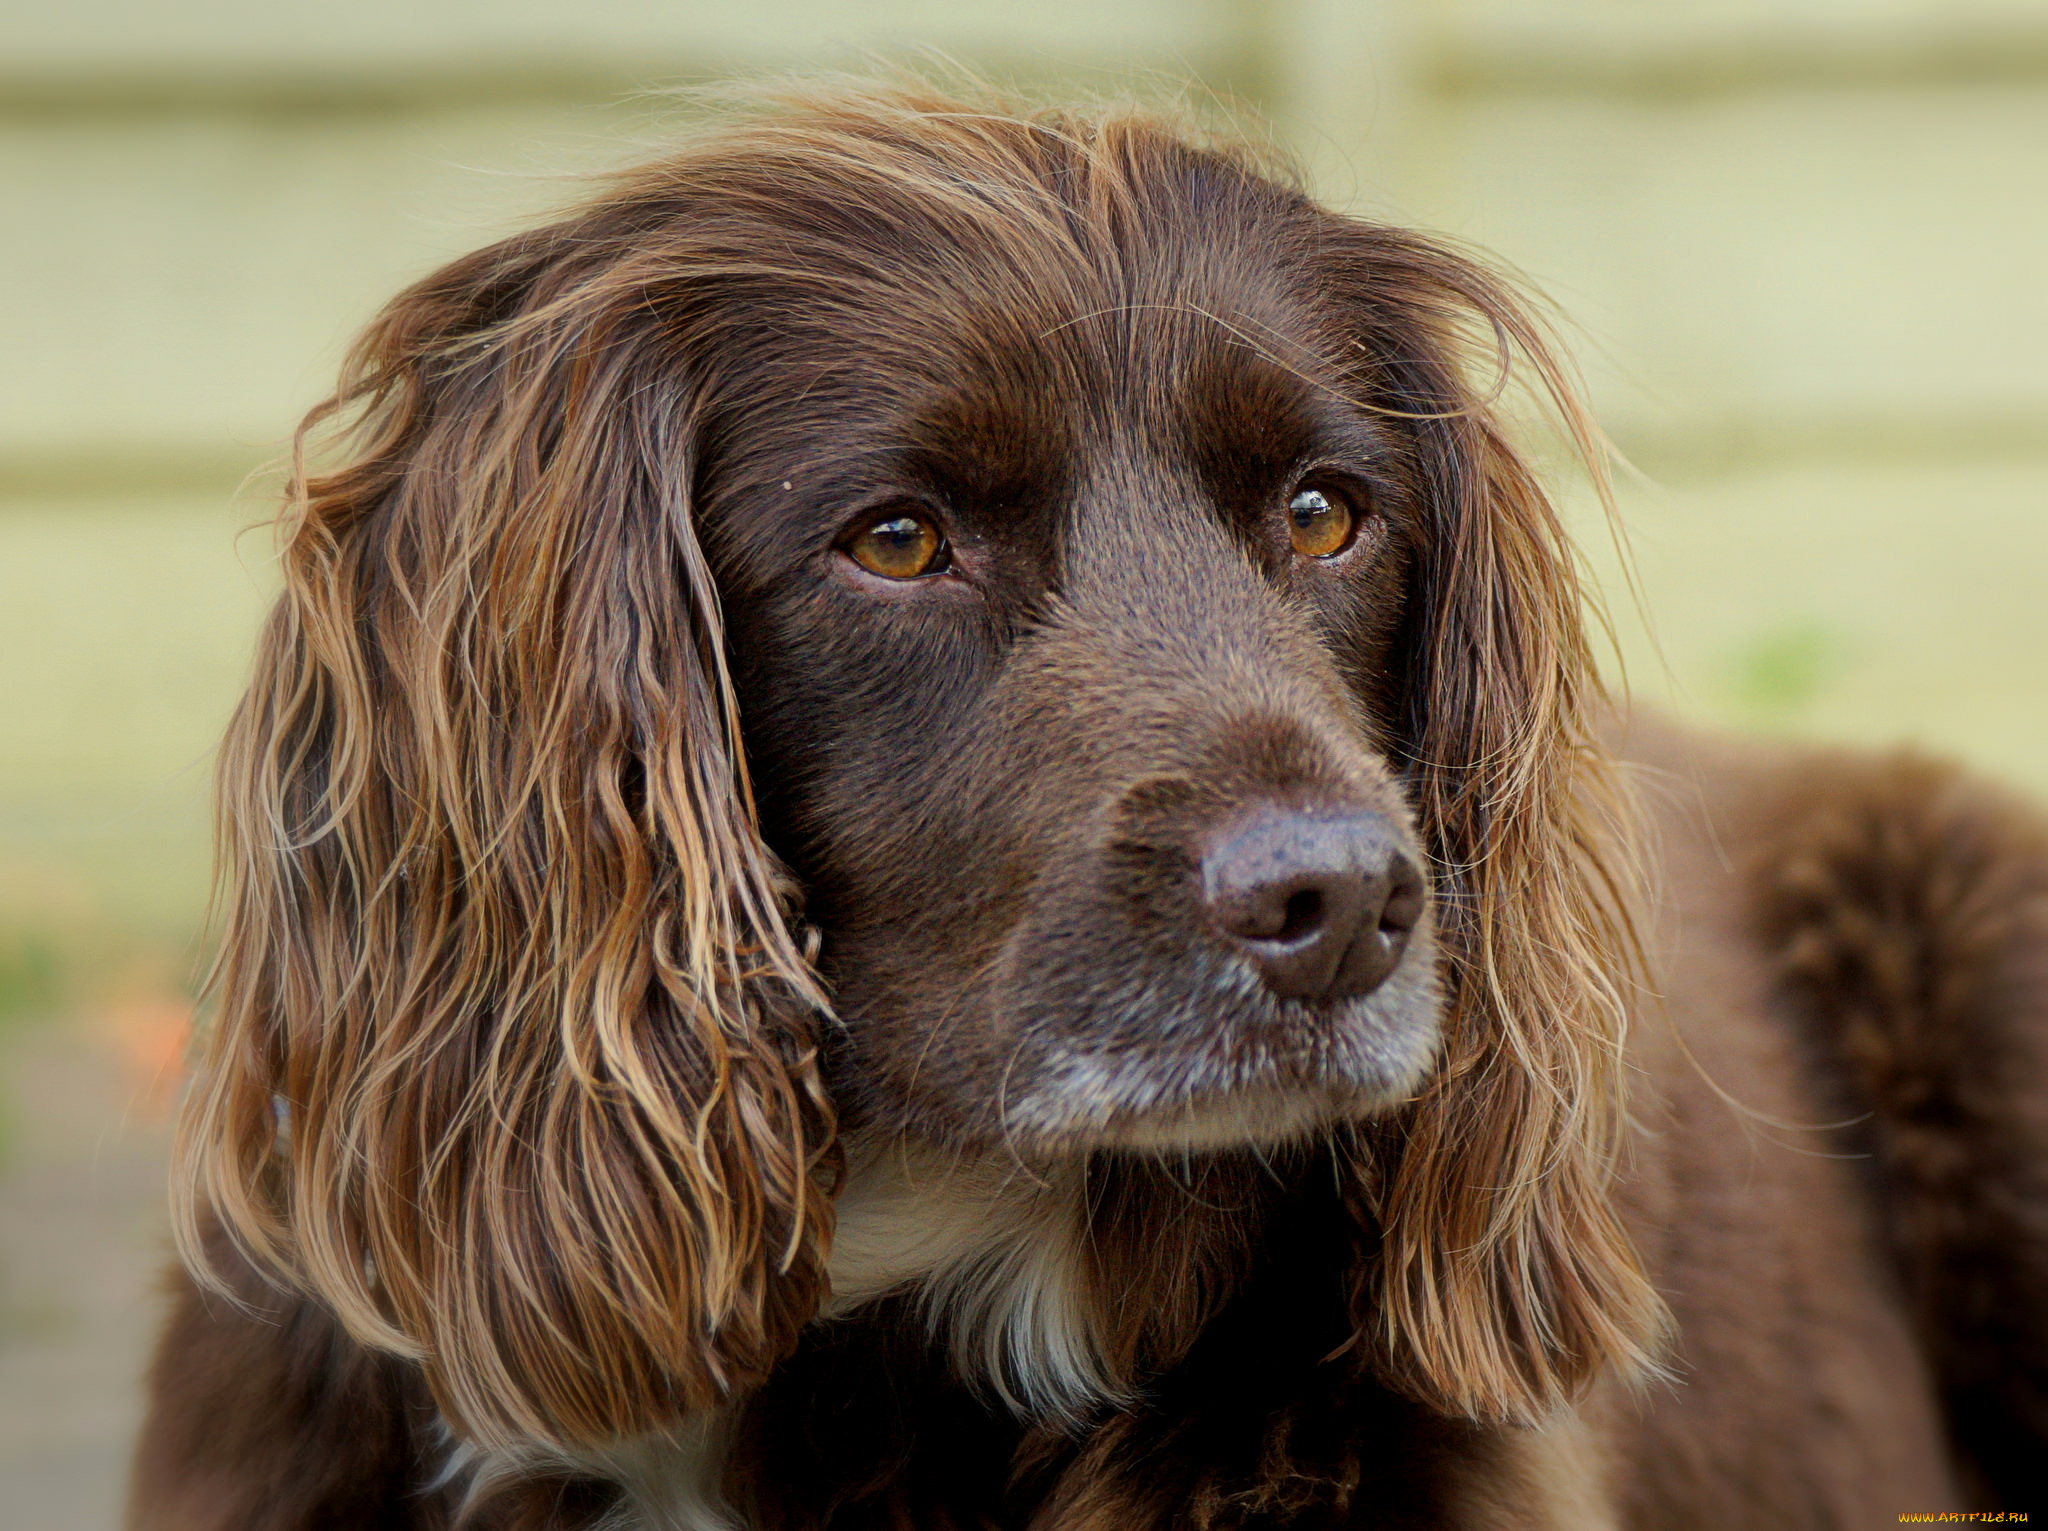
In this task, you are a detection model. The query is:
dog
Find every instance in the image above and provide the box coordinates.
[128,81,2048,1529]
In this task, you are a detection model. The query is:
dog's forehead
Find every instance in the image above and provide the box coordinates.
[856,240,1329,431]
[732,261,1346,505]
[732,144,1335,411]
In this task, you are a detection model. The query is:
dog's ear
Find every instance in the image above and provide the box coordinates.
[173,209,837,1455]
[1321,225,1667,1422]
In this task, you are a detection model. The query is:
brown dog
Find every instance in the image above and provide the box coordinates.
[129,81,2048,1529]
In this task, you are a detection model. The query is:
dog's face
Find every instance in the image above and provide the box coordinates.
[181,89,1658,1456]
[702,179,1441,1154]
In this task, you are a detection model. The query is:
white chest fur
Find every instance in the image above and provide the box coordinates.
[824,1143,1116,1424]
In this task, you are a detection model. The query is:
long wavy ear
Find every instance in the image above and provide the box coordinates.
[1322,224,1668,1422]
[172,207,837,1456]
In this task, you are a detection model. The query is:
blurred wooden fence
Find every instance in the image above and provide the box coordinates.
[3,0,2045,941]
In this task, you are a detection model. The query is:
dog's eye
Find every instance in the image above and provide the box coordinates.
[1287,485,1358,559]
[846,513,949,580]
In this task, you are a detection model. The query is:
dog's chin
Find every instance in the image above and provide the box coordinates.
[997,1001,1443,1158]
[1082,1083,1399,1155]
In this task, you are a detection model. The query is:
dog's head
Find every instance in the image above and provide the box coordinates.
[178,82,1659,1457]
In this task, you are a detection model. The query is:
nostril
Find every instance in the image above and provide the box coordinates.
[1379,859,1425,937]
[1277,888,1324,944]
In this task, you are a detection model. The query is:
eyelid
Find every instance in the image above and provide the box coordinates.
[1300,464,1392,517]
[837,493,949,541]
[1294,461,1376,495]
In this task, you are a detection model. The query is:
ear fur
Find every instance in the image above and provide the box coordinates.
[1322,226,1669,1421]
[174,212,837,1455]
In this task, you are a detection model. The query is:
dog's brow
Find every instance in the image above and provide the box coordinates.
[1038,300,1359,414]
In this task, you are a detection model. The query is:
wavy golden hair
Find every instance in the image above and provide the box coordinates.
[175,152,843,1453]
[175,76,1661,1462]
[1313,229,1667,1420]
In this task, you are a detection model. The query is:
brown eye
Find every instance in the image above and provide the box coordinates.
[846,513,947,580]
[1288,485,1357,559]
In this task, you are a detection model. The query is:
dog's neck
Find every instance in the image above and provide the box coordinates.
[822,1135,1291,1422]
[825,1142,1120,1425]
[481,1146,1110,1531]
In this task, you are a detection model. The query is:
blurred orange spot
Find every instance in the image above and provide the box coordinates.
[104,994,194,1119]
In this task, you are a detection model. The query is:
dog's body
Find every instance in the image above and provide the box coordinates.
[129,84,2047,1529]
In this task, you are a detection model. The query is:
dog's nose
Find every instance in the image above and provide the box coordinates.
[1201,810,1424,1004]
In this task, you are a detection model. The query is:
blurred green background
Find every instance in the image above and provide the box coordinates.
[2,0,2044,1523]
